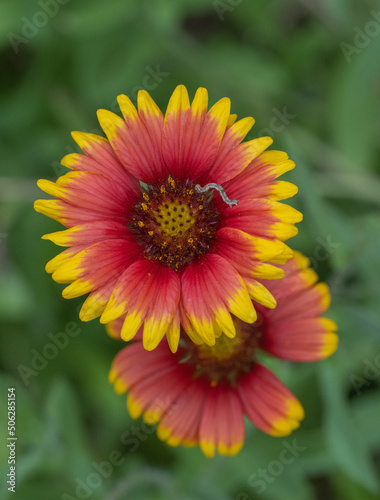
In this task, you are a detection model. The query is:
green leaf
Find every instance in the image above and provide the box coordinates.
[319,362,379,494]
[328,31,380,173]
[43,378,94,479]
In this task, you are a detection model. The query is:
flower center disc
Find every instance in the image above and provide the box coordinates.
[182,317,262,385]
[130,177,220,270]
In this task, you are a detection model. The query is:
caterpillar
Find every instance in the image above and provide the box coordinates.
[195,183,239,207]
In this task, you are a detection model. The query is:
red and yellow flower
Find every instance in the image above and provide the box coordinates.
[109,253,338,457]
[35,85,302,351]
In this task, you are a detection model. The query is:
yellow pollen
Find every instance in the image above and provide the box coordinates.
[188,238,194,244]
[153,201,195,238]
[199,205,203,210]
[168,177,175,188]
[197,334,243,361]
[141,203,148,211]
[138,221,144,227]
[143,193,149,201]
[160,186,166,193]
[183,317,260,385]
[148,231,153,236]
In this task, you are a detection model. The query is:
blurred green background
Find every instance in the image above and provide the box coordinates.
[1,0,380,499]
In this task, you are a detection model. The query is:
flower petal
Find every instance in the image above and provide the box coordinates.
[110,342,191,424]
[220,199,302,242]
[244,278,277,308]
[36,171,138,227]
[222,149,297,202]
[261,317,338,361]
[42,220,129,248]
[100,260,181,351]
[54,238,141,301]
[214,227,290,280]
[158,378,207,448]
[66,131,139,188]
[208,137,273,185]
[237,364,304,436]
[181,254,256,345]
[257,251,338,360]
[97,92,166,182]
[258,252,331,323]
[162,86,231,180]
[199,384,245,457]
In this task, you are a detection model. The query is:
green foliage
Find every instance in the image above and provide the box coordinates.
[1,0,379,499]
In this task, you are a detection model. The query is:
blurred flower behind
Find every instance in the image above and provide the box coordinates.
[109,252,338,457]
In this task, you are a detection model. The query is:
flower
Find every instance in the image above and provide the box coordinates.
[34,85,302,352]
[109,253,338,457]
